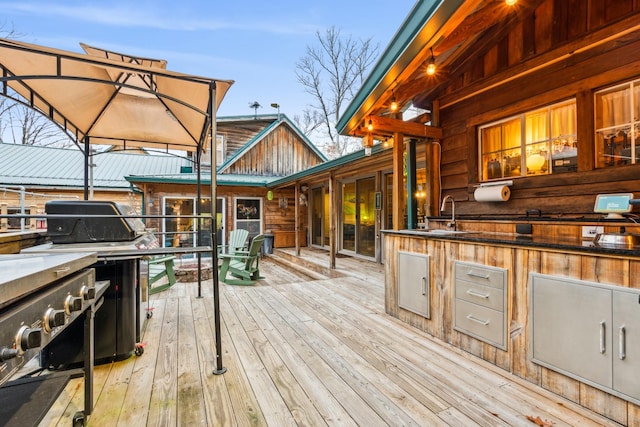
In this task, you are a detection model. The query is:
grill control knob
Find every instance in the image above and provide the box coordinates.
[64,295,83,315]
[15,326,42,353]
[81,285,95,301]
[43,308,67,333]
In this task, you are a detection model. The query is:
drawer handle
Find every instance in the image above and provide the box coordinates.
[466,289,490,299]
[55,266,71,277]
[466,314,490,326]
[465,270,490,280]
[421,277,427,296]
[619,325,626,360]
[599,321,606,354]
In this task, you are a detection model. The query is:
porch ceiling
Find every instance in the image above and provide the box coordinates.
[338,0,545,140]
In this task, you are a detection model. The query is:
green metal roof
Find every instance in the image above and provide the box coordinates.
[335,0,464,134]
[0,143,188,189]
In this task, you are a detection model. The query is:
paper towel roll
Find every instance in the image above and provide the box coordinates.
[474,185,511,202]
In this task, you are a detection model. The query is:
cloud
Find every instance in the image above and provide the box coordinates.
[1,2,318,35]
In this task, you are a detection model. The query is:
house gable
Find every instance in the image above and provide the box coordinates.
[218,115,326,177]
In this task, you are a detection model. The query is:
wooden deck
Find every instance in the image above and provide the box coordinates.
[41,248,621,426]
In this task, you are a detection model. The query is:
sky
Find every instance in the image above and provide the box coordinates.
[0,0,417,121]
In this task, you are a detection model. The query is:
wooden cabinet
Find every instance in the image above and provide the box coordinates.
[531,273,640,404]
[273,230,307,248]
[397,251,430,318]
[454,261,507,350]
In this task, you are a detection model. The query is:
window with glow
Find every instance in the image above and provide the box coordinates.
[594,79,640,167]
[479,100,577,181]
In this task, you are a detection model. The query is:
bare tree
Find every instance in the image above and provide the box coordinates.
[296,26,379,158]
[5,104,71,146]
[0,25,72,146]
[292,109,324,135]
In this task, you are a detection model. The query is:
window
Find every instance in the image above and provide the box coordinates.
[234,198,262,239]
[594,79,640,167]
[162,197,219,249]
[479,100,577,181]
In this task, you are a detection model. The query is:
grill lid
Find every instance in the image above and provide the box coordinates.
[46,201,145,243]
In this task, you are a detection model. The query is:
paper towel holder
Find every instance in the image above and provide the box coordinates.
[473,180,513,202]
[475,180,513,188]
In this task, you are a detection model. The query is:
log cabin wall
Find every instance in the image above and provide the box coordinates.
[435,0,640,217]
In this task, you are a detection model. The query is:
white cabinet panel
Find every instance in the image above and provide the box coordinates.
[398,251,430,318]
[454,261,507,349]
[531,274,612,387]
[613,290,640,399]
[531,273,640,404]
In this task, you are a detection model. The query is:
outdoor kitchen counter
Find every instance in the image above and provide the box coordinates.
[382,228,640,424]
[382,228,640,257]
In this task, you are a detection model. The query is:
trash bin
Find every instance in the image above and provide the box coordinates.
[263,233,274,254]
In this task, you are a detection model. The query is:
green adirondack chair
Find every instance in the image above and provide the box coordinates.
[218,228,249,257]
[218,234,265,285]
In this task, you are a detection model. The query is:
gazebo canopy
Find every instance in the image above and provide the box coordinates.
[0,38,234,152]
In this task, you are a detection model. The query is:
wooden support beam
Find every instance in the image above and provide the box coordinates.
[369,115,442,139]
[392,133,404,230]
[295,183,300,256]
[428,99,441,217]
[329,173,336,269]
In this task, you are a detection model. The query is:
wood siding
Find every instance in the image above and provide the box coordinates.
[432,0,640,216]
[224,125,324,177]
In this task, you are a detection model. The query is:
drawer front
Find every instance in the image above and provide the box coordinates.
[455,279,504,311]
[455,299,506,349]
[454,262,505,290]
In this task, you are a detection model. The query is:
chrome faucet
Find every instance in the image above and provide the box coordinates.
[440,195,455,229]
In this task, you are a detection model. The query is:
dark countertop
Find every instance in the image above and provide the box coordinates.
[381,229,640,257]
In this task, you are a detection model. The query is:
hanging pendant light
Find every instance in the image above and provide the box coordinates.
[426,47,436,76]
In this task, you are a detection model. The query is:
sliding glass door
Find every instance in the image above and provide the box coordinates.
[341,177,376,257]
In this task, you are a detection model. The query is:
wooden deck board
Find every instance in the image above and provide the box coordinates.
[117,298,166,426]
[241,287,389,426]
[177,296,208,426]
[40,249,622,426]
[147,290,179,426]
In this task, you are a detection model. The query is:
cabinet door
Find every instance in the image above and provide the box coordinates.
[613,289,640,400]
[398,251,430,318]
[531,274,612,388]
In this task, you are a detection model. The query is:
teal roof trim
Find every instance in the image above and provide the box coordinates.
[217,113,326,173]
[125,173,279,187]
[335,0,464,134]
[217,113,279,122]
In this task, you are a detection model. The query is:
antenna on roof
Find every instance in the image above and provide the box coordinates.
[270,103,280,121]
[249,101,262,119]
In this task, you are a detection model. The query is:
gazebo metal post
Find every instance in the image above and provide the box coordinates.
[210,81,226,375]
[83,136,90,200]
[196,146,203,299]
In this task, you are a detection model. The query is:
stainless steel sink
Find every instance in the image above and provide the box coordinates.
[593,232,640,248]
[422,229,472,235]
